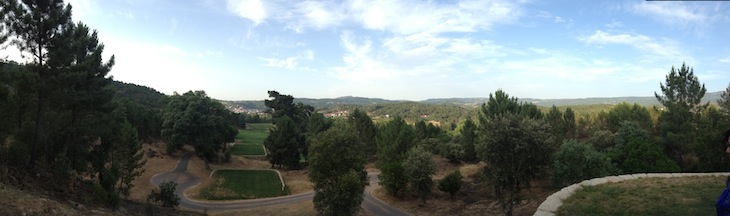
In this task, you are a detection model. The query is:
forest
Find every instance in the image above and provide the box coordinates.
[2,1,730,216]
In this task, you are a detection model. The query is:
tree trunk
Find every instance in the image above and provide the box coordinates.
[203,156,210,170]
[29,91,44,168]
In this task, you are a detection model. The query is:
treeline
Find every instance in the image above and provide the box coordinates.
[0,0,145,207]
[264,63,730,216]
[0,0,238,209]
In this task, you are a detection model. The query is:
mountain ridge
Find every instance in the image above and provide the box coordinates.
[221,91,723,110]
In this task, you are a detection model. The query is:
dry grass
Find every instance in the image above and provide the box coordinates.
[130,144,555,215]
[211,200,372,216]
[128,141,180,202]
[371,155,554,216]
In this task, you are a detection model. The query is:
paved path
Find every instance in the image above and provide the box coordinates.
[150,152,410,215]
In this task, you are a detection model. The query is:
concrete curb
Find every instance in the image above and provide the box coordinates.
[533,172,730,216]
[211,168,287,191]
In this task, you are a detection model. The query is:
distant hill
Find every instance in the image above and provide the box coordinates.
[421,91,723,107]
[221,96,406,111]
[111,80,168,109]
[223,91,723,110]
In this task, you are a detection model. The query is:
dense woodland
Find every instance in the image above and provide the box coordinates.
[2,1,730,216]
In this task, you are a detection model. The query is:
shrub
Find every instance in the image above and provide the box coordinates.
[148,181,180,207]
[438,142,463,163]
[378,162,407,197]
[438,170,462,199]
[552,140,617,188]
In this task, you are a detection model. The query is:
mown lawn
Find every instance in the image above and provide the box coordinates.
[236,123,270,145]
[201,170,287,200]
[231,144,265,156]
[557,176,725,216]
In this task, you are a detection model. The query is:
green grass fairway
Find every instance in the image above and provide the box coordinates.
[557,176,724,216]
[231,144,265,156]
[236,123,271,145]
[201,170,287,200]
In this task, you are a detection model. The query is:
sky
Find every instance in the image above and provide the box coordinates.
[2,0,729,101]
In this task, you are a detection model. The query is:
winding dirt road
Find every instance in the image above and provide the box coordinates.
[150,152,410,215]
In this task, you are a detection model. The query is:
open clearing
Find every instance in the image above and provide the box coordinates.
[232,123,270,156]
[200,170,287,200]
[236,123,270,145]
[557,176,725,216]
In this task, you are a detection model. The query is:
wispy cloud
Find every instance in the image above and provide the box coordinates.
[226,0,267,25]
[225,0,523,34]
[580,30,690,63]
[631,2,706,26]
[258,50,316,71]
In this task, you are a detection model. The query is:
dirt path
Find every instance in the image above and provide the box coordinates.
[150,152,410,215]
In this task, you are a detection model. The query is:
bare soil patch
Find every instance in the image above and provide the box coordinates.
[128,141,181,202]
[371,156,555,216]
[210,200,372,216]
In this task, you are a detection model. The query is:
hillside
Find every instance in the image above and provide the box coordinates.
[421,91,723,107]
[222,91,723,110]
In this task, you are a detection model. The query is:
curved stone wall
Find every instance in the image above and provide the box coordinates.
[533,172,730,216]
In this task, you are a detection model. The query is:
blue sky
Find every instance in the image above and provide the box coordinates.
[3,0,729,101]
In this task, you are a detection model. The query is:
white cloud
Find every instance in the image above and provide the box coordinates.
[225,0,524,34]
[605,21,623,28]
[334,31,398,81]
[580,30,689,63]
[66,0,96,21]
[720,58,730,63]
[258,50,316,71]
[554,16,565,23]
[283,1,346,32]
[99,34,209,95]
[226,0,267,25]
[349,0,521,35]
[632,2,706,26]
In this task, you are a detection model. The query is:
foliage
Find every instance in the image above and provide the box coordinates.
[403,146,435,205]
[376,116,415,164]
[609,121,679,173]
[551,140,616,188]
[111,118,146,199]
[264,116,302,168]
[720,82,730,120]
[654,63,707,170]
[563,107,576,139]
[161,91,237,168]
[477,95,555,216]
[378,161,407,197]
[148,181,180,208]
[263,91,313,168]
[457,118,478,163]
[437,141,463,163]
[694,106,729,172]
[545,106,565,141]
[348,109,377,158]
[588,130,616,152]
[438,170,462,200]
[0,0,150,207]
[308,122,365,216]
[601,102,653,133]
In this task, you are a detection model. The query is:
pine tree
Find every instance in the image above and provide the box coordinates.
[308,122,365,216]
[348,109,377,158]
[654,63,707,170]
[4,0,73,167]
